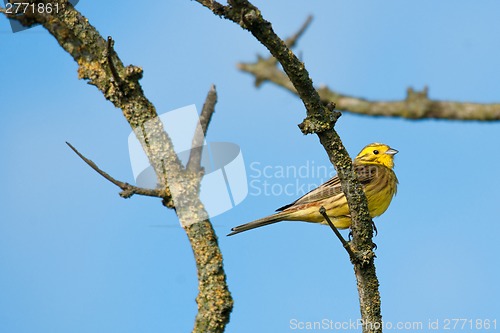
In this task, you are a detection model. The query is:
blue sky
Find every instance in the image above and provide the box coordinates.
[1,1,499,332]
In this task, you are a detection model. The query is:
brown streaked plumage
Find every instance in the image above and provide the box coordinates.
[228,143,398,236]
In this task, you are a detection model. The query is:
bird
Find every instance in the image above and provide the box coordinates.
[228,143,398,236]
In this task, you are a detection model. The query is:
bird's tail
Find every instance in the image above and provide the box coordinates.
[227,211,290,236]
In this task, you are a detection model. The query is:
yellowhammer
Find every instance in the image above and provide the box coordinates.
[228,143,398,236]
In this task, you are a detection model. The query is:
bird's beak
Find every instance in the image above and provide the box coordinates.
[385,148,398,155]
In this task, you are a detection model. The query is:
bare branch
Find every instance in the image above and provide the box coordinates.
[2,3,233,331]
[238,18,500,121]
[238,55,296,89]
[195,1,381,332]
[198,85,218,142]
[66,142,165,199]
[285,15,313,48]
[319,206,356,260]
[250,15,313,71]
[187,85,217,172]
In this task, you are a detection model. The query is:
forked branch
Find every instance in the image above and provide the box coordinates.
[1,2,232,332]
[194,1,381,332]
[238,16,500,121]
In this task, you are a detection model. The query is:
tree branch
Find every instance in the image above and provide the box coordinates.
[66,142,165,199]
[195,1,381,332]
[238,16,500,121]
[319,206,356,260]
[284,14,313,48]
[187,84,217,172]
[2,1,233,332]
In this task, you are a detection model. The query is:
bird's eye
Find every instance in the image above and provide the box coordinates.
[373,150,379,155]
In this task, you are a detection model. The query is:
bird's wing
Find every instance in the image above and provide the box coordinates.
[275,164,377,211]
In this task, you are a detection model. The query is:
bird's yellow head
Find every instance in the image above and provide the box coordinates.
[354,143,398,169]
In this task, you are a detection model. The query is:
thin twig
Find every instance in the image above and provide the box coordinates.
[198,85,218,142]
[106,36,122,87]
[260,15,313,68]
[66,142,165,199]
[284,15,313,48]
[319,206,356,260]
[187,85,218,172]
